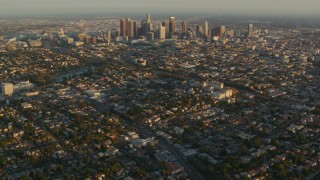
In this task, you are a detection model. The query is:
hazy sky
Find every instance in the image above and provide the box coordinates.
[0,0,319,17]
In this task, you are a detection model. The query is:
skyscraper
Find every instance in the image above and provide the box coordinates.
[182,21,188,33]
[208,29,212,39]
[115,30,120,39]
[196,25,203,36]
[140,20,146,36]
[92,36,97,44]
[248,24,254,37]
[212,26,226,38]
[126,20,136,39]
[204,21,209,37]
[106,30,112,40]
[162,21,169,37]
[120,19,127,37]
[85,36,91,44]
[146,32,154,41]
[220,25,226,38]
[159,24,166,40]
[169,17,176,36]
[146,13,151,23]
[133,21,137,38]
[145,13,153,34]
[213,27,219,37]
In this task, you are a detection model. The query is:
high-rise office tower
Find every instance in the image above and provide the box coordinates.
[213,26,226,38]
[182,21,188,33]
[106,30,112,40]
[213,27,219,37]
[140,20,146,36]
[115,30,120,39]
[92,36,97,44]
[220,25,226,37]
[159,24,166,40]
[169,17,176,35]
[208,29,212,39]
[123,36,129,41]
[248,24,254,37]
[162,21,169,37]
[133,22,137,37]
[120,19,127,37]
[146,13,151,23]
[146,32,154,41]
[204,21,209,37]
[85,36,91,44]
[126,20,137,39]
[196,25,203,36]
[126,20,133,38]
[145,13,153,34]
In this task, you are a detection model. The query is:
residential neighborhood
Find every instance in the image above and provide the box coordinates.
[0,13,320,179]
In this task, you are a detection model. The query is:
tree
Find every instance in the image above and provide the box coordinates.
[0,154,5,167]
[276,164,287,178]
[104,168,111,178]
[110,163,122,174]
[56,164,64,173]
[137,168,147,177]
[271,139,278,146]
[252,137,262,149]
[21,174,29,180]
[64,174,71,180]
[240,144,248,154]
[24,123,35,140]
[85,168,95,177]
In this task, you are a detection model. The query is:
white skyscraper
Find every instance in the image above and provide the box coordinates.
[169,17,176,34]
[159,24,166,40]
[145,13,153,33]
[248,24,254,37]
[204,21,209,37]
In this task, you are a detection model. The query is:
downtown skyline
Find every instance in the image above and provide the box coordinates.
[1,1,320,179]
[0,0,320,17]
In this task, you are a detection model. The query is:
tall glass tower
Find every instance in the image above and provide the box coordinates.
[248,24,254,37]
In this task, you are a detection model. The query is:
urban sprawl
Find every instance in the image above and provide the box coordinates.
[0,14,320,179]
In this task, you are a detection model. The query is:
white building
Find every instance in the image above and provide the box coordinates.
[159,25,166,40]
[73,41,84,47]
[1,83,14,96]
[29,40,42,47]
[13,81,34,91]
[204,21,209,37]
